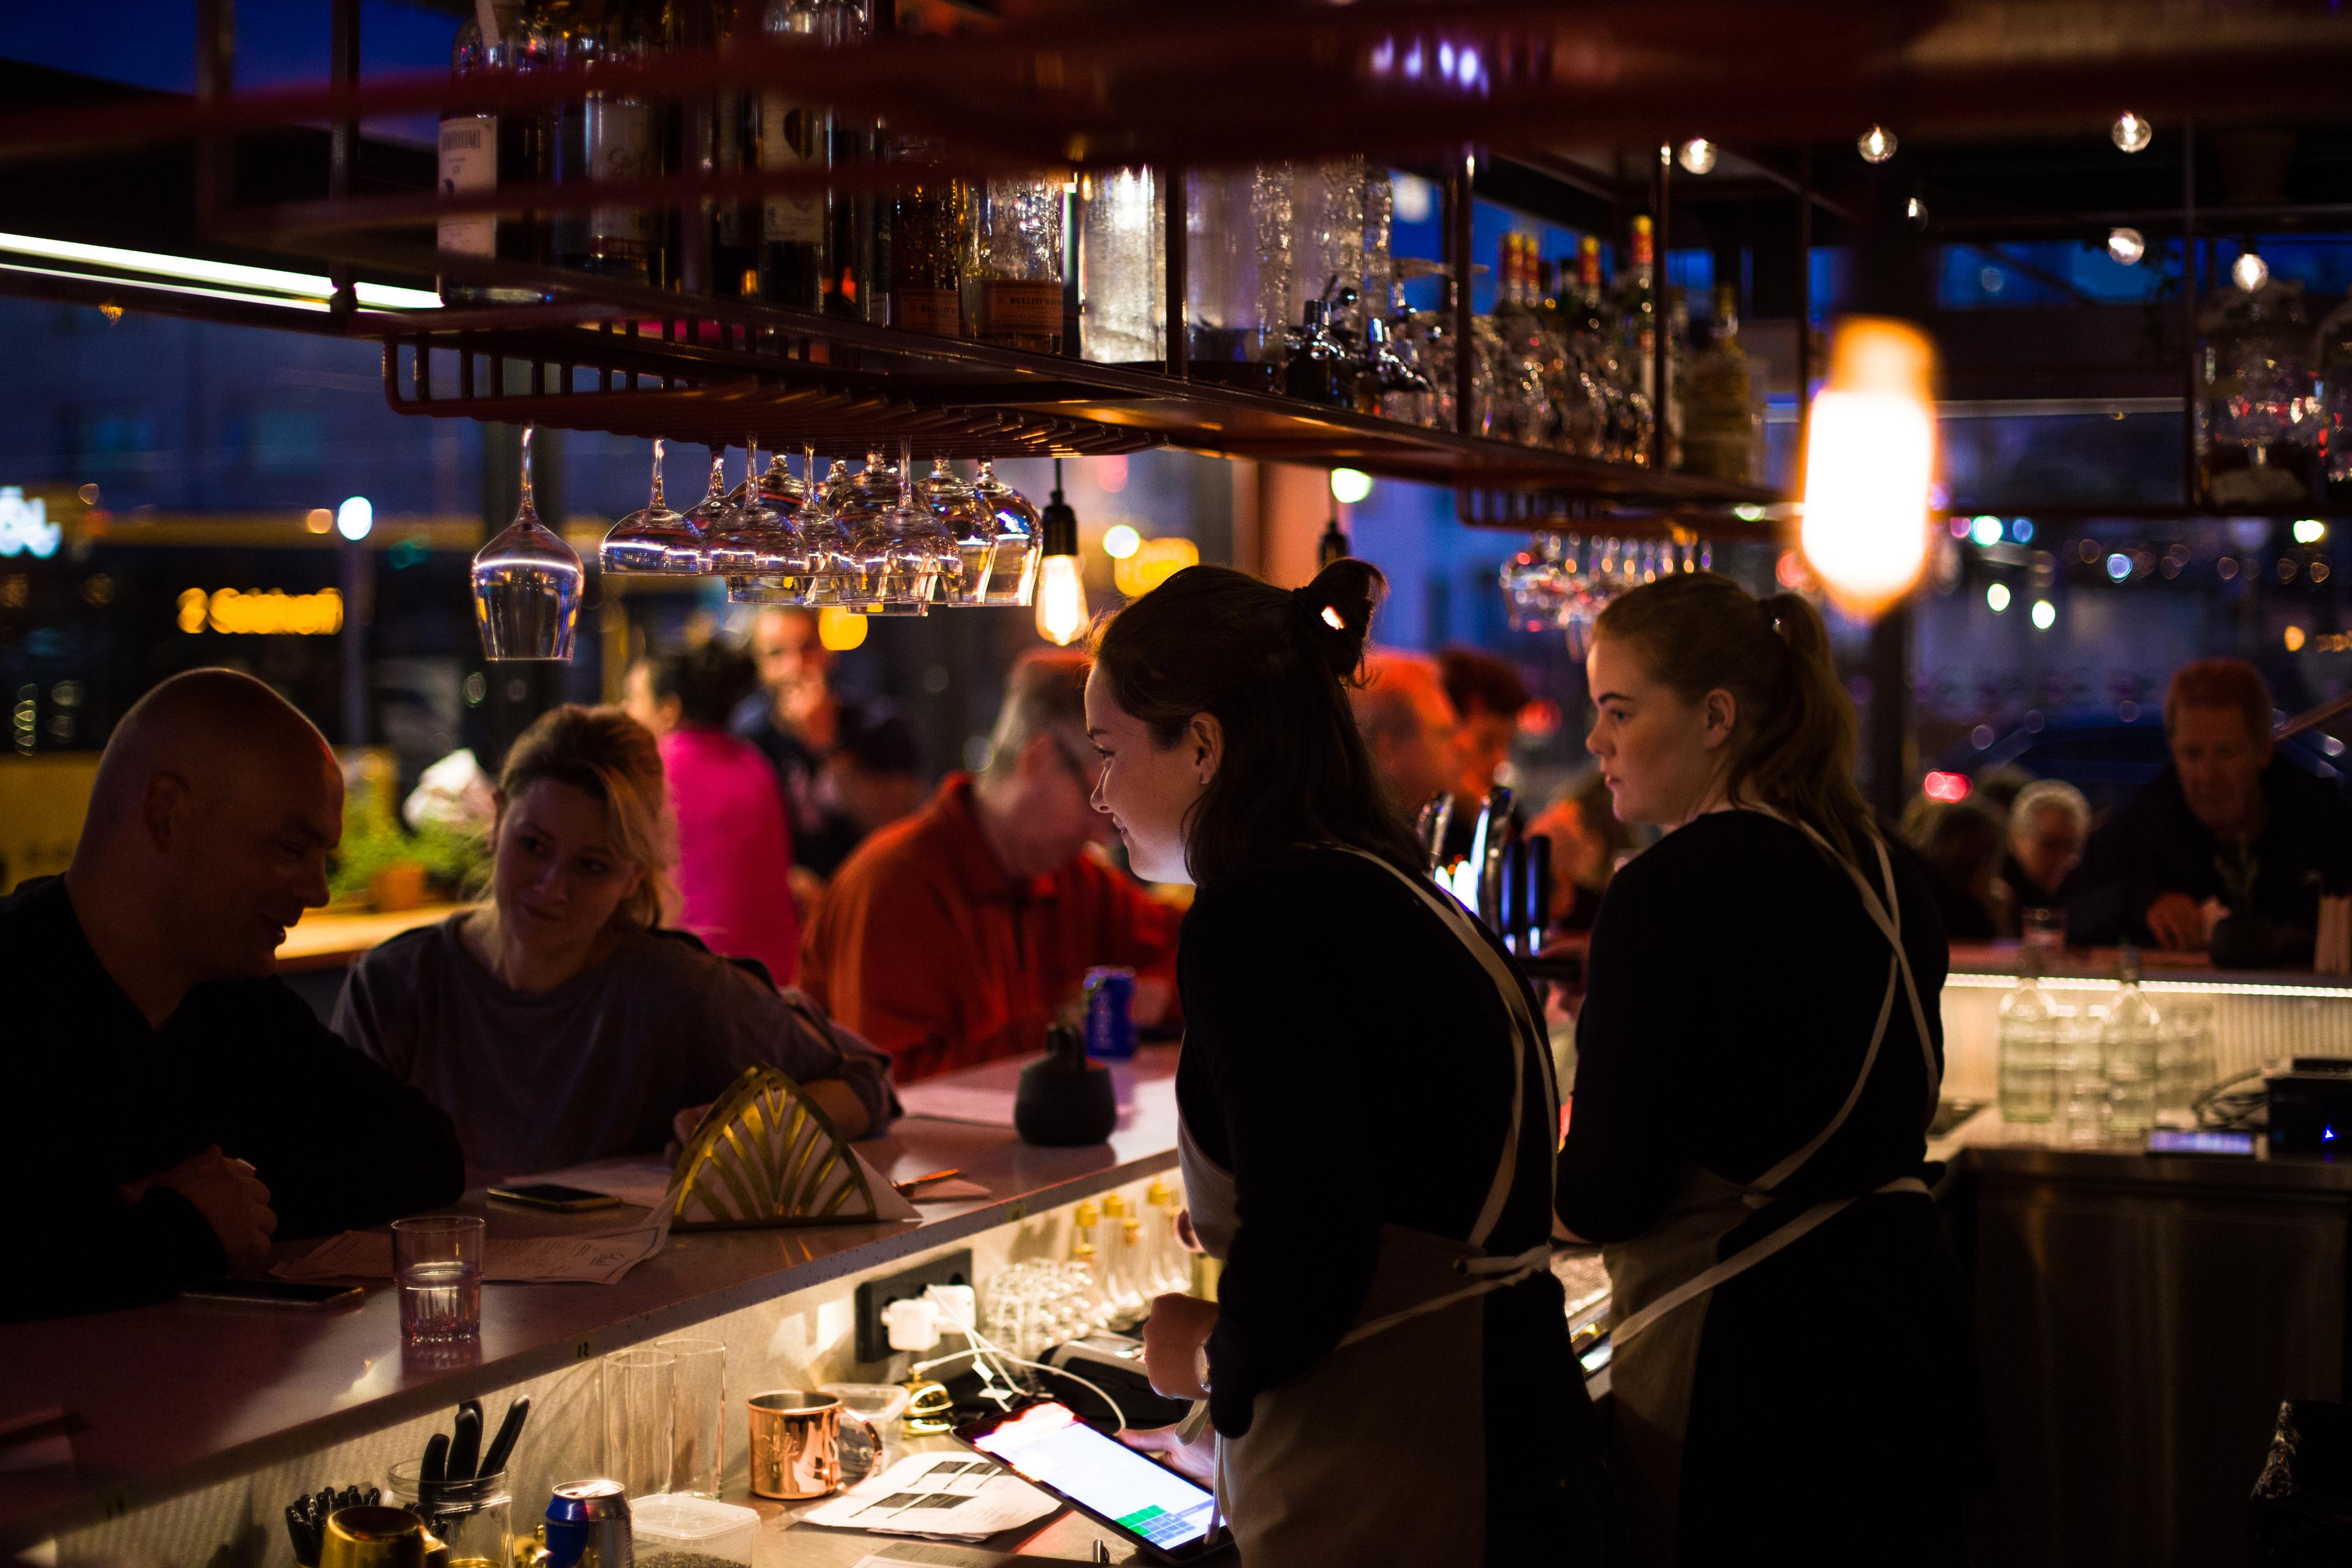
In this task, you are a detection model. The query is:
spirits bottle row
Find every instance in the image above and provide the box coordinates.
[434,14,1764,477]
[2198,276,2352,507]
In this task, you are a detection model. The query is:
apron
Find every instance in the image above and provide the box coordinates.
[1177,846,1558,1568]
[1599,813,1942,1565]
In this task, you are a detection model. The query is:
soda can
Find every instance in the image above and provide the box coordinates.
[543,1479,631,1568]
[1084,967,1137,1060]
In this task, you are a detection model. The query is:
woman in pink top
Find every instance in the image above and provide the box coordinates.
[624,646,802,984]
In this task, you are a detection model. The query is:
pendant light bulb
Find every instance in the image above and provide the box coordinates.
[2233,251,2269,293]
[1677,138,1717,175]
[2111,111,2153,153]
[1798,318,1940,620]
[2106,227,2146,266]
[1858,125,1897,164]
[1033,459,1088,646]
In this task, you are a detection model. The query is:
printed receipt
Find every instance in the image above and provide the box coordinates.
[799,1451,1058,1540]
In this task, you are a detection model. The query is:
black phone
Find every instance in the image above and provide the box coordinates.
[488,1182,623,1212]
[182,1278,365,1309]
[956,1401,1229,1562]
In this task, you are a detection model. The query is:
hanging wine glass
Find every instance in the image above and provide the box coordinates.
[971,457,1041,608]
[919,455,993,605]
[682,447,733,559]
[598,438,702,575]
[792,445,854,608]
[709,435,810,604]
[472,423,582,661]
[851,439,951,616]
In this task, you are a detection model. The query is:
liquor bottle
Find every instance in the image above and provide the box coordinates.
[1618,216,1658,410]
[1679,284,1762,483]
[579,0,662,284]
[754,0,827,310]
[706,1,759,298]
[970,176,1065,354]
[888,135,967,337]
[543,0,595,274]
[817,0,880,320]
[438,0,551,304]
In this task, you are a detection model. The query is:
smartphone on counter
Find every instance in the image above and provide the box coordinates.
[488,1182,623,1212]
[956,1401,1230,1562]
[2146,1128,2257,1157]
[183,1279,364,1310]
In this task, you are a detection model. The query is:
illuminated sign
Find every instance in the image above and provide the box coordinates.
[0,487,60,559]
[178,586,345,635]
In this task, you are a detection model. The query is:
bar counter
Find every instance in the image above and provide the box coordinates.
[0,1049,1185,1564]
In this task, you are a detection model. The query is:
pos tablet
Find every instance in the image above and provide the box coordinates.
[954,1401,1229,1562]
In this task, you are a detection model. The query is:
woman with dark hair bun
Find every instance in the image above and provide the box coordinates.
[1089,560,1616,1566]
[1557,571,1990,1564]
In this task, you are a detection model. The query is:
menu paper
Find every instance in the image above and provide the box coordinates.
[797,1451,1058,1540]
[272,1215,669,1286]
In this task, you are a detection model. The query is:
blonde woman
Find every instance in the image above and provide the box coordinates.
[334,706,895,1180]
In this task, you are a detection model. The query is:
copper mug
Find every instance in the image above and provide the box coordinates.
[747,1390,864,1500]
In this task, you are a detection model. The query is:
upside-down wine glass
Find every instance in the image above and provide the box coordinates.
[852,439,950,616]
[598,437,701,575]
[970,458,1041,608]
[708,435,810,604]
[472,423,583,660]
[919,454,993,605]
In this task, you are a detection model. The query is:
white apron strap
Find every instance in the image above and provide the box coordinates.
[1335,846,1552,1251]
[1611,1176,1930,1349]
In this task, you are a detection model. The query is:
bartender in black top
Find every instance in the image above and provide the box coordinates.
[0,668,464,1321]
[1091,563,1615,1567]
[2068,658,2352,962]
[1557,575,1989,1565]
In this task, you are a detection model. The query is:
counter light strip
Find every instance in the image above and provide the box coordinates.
[1949,971,2352,1000]
[0,260,330,314]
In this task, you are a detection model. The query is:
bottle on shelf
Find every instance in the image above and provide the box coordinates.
[437,0,551,305]
[541,0,593,276]
[817,0,881,320]
[969,175,1066,354]
[1077,166,1164,363]
[575,0,663,285]
[706,0,758,298]
[1679,282,1760,482]
[754,0,828,311]
[888,136,968,337]
[2099,948,2163,1143]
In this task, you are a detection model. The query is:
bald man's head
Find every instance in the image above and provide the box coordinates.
[72,669,342,989]
[1349,652,1462,813]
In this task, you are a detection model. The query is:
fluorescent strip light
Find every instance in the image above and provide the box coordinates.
[1947,971,2352,1001]
[0,260,330,314]
[0,232,439,311]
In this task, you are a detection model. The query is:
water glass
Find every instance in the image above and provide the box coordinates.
[2020,907,2064,970]
[603,1348,677,1501]
[392,1216,484,1343]
[656,1338,726,1499]
[2157,1000,2218,1117]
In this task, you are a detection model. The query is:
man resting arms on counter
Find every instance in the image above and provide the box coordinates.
[0,669,465,1321]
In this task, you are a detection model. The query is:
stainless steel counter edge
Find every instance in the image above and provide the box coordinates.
[0,1051,1185,1552]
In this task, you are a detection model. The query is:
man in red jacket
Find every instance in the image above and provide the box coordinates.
[800,652,1180,1082]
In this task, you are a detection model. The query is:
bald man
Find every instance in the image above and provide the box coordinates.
[1,669,464,1321]
[1349,651,1465,820]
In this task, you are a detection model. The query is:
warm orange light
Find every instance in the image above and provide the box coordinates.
[1798,317,1939,619]
[816,606,869,651]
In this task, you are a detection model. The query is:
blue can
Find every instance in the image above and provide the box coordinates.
[543,1479,630,1568]
[1084,967,1137,1060]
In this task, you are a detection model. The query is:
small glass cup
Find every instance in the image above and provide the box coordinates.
[2021,907,2064,970]
[656,1337,726,1499]
[603,1347,677,1501]
[384,1460,511,1565]
[391,1216,483,1343]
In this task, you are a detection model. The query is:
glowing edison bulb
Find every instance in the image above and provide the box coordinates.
[1858,125,1897,164]
[2233,251,2269,292]
[1678,138,1717,175]
[2107,227,2146,266]
[1798,317,1939,619]
[1035,553,1090,646]
[2111,111,2152,153]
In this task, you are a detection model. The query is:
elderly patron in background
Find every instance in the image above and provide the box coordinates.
[800,652,1181,1083]
[1349,650,1463,821]
[624,643,800,984]
[2069,659,2352,963]
[2,669,464,1321]
[336,705,895,1181]
[1997,777,2091,932]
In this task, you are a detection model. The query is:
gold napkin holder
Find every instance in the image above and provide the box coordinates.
[665,1065,883,1231]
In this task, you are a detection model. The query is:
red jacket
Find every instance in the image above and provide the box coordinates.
[799,774,1181,1082]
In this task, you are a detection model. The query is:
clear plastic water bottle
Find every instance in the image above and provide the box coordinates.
[2101,948,2164,1140]
[1997,956,2061,1125]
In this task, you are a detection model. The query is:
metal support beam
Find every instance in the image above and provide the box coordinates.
[328,0,359,325]
[193,0,233,233]
[1795,144,1814,460]
[1651,145,1672,473]
[1161,165,1186,378]
[2182,121,2200,510]
[1450,151,1474,438]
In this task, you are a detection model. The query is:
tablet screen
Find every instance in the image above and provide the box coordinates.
[965,1403,1219,1553]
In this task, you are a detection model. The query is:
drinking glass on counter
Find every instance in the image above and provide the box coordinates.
[391,1216,484,1343]
[383,1460,511,1567]
[2157,999,2217,1118]
[2019,907,2064,970]
[656,1337,727,1499]
[603,1348,677,1500]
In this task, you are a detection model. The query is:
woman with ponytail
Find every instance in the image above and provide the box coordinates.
[1090,561,1616,1566]
[1556,572,1989,1564]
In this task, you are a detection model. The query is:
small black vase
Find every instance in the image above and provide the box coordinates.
[1016,1024,1117,1147]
